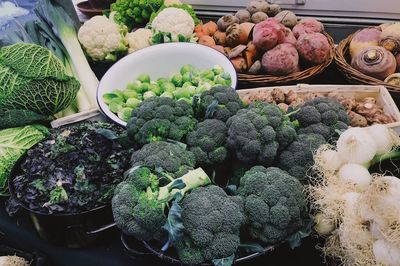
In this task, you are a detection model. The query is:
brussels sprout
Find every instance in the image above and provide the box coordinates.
[191,75,201,86]
[123,90,139,99]
[157,77,169,86]
[196,83,212,94]
[177,97,192,105]
[143,91,156,99]
[118,107,134,122]
[132,7,141,17]
[137,74,151,84]
[150,83,162,95]
[160,91,173,98]
[126,81,142,93]
[182,82,193,89]
[182,72,193,83]
[213,75,229,86]
[141,8,151,19]
[180,64,194,75]
[212,65,224,75]
[187,86,197,96]
[173,87,191,99]
[171,73,183,87]
[200,70,215,80]
[108,101,123,113]
[126,98,141,109]
[103,92,122,105]
[160,82,176,93]
[140,83,151,93]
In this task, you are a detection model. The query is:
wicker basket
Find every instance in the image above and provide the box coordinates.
[335,27,400,94]
[238,31,335,87]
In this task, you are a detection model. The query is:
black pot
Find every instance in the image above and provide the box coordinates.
[121,233,274,265]
[8,155,117,248]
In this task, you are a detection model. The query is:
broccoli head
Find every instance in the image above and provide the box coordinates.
[237,166,308,245]
[278,134,326,183]
[195,86,244,122]
[175,185,245,264]
[226,102,297,166]
[127,97,197,147]
[130,141,196,178]
[112,167,211,241]
[293,97,350,141]
[186,119,228,167]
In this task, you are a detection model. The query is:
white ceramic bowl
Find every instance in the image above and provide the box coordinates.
[97,42,237,127]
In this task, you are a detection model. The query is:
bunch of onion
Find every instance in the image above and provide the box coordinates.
[308,124,400,265]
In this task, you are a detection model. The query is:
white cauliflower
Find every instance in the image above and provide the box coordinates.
[151,7,195,41]
[126,29,153,53]
[78,15,128,61]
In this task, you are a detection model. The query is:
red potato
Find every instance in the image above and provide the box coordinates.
[261,43,300,76]
[351,46,396,80]
[292,18,324,38]
[349,28,381,58]
[296,32,330,65]
[199,35,216,47]
[396,53,400,72]
[252,18,285,51]
[279,27,296,45]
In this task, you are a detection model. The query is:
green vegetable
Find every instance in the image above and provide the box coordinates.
[182,72,193,83]
[0,43,80,115]
[278,134,326,183]
[137,74,151,84]
[126,98,141,109]
[112,167,211,241]
[160,82,176,93]
[180,64,194,75]
[157,77,169,85]
[171,73,183,87]
[143,91,157,99]
[175,185,245,265]
[130,141,196,178]
[237,166,309,245]
[123,90,139,99]
[0,110,51,129]
[126,81,142,92]
[103,92,123,104]
[149,83,162,95]
[226,102,297,166]
[118,107,134,122]
[195,86,244,122]
[161,91,173,98]
[0,125,49,195]
[200,69,215,80]
[173,87,191,99]
[212,65,224,75]
[111,0,164,30]
[293,97,350,141]
[127,96,197,147]
[186,119,228,167]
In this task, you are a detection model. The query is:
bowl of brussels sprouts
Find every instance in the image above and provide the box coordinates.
[97,42,237,126]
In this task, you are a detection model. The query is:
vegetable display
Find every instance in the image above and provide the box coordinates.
[103,64,232,122]
[346,22,400,81]
[308,125,400,265]
[0,43,80,115]
[0,125,49,195]
[196,1,330,75]
[12,121,131,214]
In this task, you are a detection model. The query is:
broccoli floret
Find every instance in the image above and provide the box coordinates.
[186,119,228,167]
[130,141,196,178]
[127,96,197,147]
[237,166,308,245]
[195,86,244,122]
[112,167,211,241]
[278,134,326,183]
[293,97,350,142]
[175,185,245,264]
[226,102,297,166]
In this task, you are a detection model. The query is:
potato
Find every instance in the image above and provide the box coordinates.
[251,11,268,24]
[296,32,330,65]
[235,9,251,23]
[217,14,239,32]
[274,11,297,28]
[266,4,281,16]
[292,18,324,38]
[262,43,300,76]
[252,18,285,51]
[246,0,269,15]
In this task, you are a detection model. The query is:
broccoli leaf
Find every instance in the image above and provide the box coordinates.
[286,218,313,249]
[212,254,235,266]
[161,193,184,252]
[238,243,265,253]
[226,185,237,195]
[205,99,219,119]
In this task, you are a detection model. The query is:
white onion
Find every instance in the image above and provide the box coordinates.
[337,127,377,165]
[373,239,400,266]
[338,163,372,191]
[314,213,336,236]
[318,149,342,172]
[366,125,394,155]
[342,192,361,217]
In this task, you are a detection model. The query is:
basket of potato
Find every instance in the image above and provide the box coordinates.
[195,0,335,87]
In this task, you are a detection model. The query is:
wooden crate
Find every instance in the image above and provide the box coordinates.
[237,84,400,134]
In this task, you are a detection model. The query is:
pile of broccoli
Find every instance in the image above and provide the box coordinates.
[111,89,348,265]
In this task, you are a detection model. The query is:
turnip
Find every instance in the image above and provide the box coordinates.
[349,28,381,58]
[338,164,372,192]
[373,239,400,266]
[336,127,378,165]
[380,22,400,55]
[351,46,397,80]
[296,32,330,65]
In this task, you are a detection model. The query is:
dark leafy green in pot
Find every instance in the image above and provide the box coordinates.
[13,121,132,214]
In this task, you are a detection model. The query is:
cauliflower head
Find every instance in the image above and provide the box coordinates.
[151,7,195,41]
[126,29,152,54]
[78,15,128,61]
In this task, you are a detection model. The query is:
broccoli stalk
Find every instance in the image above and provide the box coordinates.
[158,168,211,202]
